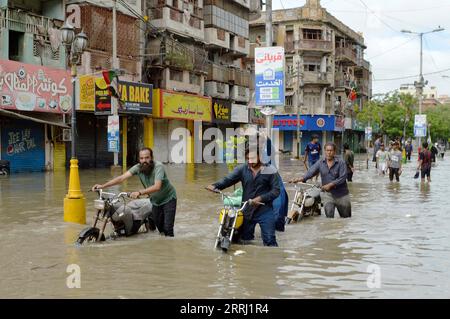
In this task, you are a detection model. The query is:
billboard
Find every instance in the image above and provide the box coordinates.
[414,114,427,137]
[255,46,285,106]
[0,59,72,114]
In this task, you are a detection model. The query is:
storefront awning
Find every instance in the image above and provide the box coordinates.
[0,109,70,128]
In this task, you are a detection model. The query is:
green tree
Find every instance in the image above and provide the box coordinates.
[426,104,450,142]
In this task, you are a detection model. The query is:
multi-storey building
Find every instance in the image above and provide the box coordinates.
[0,0,69,172]
[65,0,144,169]
[144,0,259,163]
[248,0,372,154]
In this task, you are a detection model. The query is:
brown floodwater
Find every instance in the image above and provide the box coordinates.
[0,153,449,298]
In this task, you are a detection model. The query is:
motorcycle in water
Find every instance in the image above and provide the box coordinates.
[76,189,154,244]
[0,160,10,176]
[207,188,248,252]
[285,182,322,224]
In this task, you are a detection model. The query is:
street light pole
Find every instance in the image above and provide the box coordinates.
[61,22,88,225]
[401,27,444,149]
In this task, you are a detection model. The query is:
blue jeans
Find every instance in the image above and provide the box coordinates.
[309,159,319,168]
[241,208,278,247]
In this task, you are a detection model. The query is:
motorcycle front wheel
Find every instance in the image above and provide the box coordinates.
[76,227,106,244]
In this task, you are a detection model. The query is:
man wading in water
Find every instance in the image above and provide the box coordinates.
[290,142,351,218]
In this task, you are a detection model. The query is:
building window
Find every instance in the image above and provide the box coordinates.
[302,29,322,40]
[189,73,200,85]
[170,70,184,82]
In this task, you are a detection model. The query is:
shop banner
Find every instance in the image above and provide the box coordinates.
[0,59,72,114]
[118,81,152,114]
[273,115,336,131]
[95,78,112,115]
[212,99,231,124]
[231,104,249,123]
[335,116,345,132]
[78,75,95,111]
[107,115,120,153]
[157,90,212,122]
[255,46,285,106]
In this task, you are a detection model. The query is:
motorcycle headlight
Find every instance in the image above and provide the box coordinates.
[94,199,105,210]
[304,197,315,207]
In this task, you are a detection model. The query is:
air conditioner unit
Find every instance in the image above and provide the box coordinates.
[62,129,72,142]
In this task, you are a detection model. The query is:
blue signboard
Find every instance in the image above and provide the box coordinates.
[255,47,285,106]
[107,115,120,153]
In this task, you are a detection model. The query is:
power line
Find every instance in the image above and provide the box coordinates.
[356,0,400,33]
[366,37,416,60]
[373,67,450,82]
[423,36,440,71]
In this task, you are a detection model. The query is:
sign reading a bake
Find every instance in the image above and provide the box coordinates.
[0,59,72,114]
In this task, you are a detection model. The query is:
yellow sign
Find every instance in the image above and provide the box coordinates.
[79,76,108,111]
[154,89,212,122]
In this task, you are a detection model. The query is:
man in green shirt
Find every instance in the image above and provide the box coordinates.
[92,147,177,237]
[343,143,354,182]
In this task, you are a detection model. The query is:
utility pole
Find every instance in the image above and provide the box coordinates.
[295,58,303,159]
[264,0,274,144]
[401,27,444,150]
[112,0,119,166]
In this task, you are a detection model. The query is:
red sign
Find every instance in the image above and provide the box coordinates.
[273,119,305,127]
[0,59,72,114]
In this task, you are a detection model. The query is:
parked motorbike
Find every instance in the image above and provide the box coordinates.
[285,182,322,224]
[76,189,154,244]
[0,160,10,175]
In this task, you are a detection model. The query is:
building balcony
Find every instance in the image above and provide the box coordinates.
[230,35,249,57]
[205,27,230,50]
[161,39,208,73]
[205,81,230,99]
[230,85,250,103]
[231,0,251,9]
[229,68,250,87]
[335,47,357,65]
[149,7,204,42]
[356,79,369,96]
[0,7,64,35]
[162,68,203,95]
[207,63,230,83]
[298,39,333,52]
[334,77,353,90]
[303,72,333,85]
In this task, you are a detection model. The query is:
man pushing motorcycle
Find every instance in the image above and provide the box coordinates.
[206,141,280,247]
[290,142,352,218]
[92,147,178,237]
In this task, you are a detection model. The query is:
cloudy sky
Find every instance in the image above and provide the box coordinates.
[272,0,450,96]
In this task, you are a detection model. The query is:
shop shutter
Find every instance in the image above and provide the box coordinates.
[1,119,45,173]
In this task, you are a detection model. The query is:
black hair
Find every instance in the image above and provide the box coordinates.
[422,142,429,149]
[343,143,350,150]
[312,134,319,140]
[139,147,153,158]
[324,142,337,151]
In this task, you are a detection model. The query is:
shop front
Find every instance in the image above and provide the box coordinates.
[0,59,71,172]
[153,89,211,163]
[76,76,152,168]
[273,115,339,156]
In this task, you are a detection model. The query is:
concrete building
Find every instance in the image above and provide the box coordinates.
[247,0,372,154]
[144,0,260,163]
[399,83,438,99]
[0,0,69,172]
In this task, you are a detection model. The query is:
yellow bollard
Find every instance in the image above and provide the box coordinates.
[64,158,86,224]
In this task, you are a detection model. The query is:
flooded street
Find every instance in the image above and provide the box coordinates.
[0,154,449,298]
